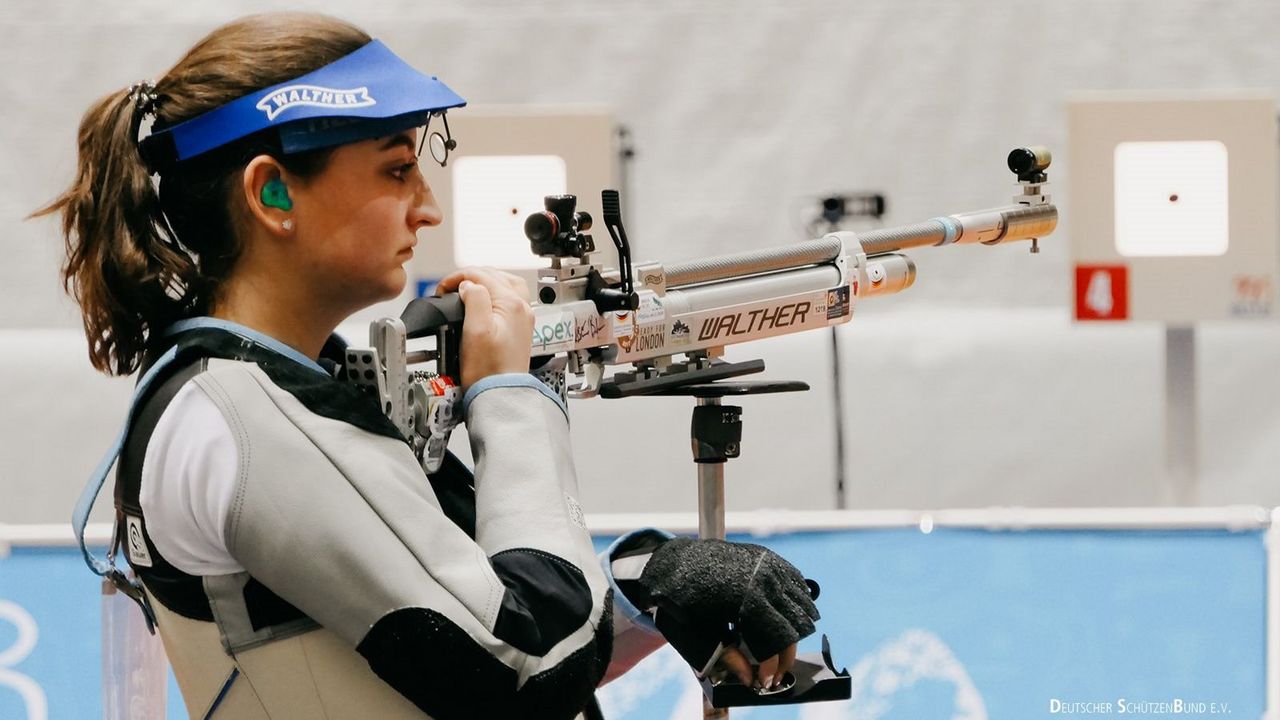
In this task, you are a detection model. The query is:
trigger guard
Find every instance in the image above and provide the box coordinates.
[422,430,453,474]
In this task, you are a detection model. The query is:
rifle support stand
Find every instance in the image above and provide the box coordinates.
[643,379,852,716]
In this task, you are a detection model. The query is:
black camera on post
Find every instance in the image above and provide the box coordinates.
[524,194,596,259]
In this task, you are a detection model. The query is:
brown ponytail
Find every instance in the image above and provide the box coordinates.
[30,12,371,375]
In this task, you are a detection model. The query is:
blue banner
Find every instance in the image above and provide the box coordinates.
[0,527,1268,719]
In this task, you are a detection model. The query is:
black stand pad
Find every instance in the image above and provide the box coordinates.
[599,359,767,398]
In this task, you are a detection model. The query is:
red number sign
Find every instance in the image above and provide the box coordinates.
[1075,265,1129,321]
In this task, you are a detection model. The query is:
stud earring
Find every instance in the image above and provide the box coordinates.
[282,219,295,231]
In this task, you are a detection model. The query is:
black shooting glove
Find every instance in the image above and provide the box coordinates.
[629,537,820,674]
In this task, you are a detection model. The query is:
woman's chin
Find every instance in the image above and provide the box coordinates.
[380,267,409,300]
[333,269,409,315]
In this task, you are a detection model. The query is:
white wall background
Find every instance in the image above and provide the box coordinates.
[3,0,1280,523]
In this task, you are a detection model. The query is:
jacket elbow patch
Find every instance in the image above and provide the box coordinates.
[517,595,613,717]
[358,607,519,717]
[358,599,613,720]
[491,548,592,656]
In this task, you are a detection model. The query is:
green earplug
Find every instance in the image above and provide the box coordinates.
[261,178,293,211]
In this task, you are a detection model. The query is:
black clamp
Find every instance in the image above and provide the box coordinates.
[691,404,742,462]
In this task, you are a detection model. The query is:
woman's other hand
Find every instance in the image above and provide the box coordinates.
[716,643,799,690]
[633,538,819,686]
[435,267,533,390]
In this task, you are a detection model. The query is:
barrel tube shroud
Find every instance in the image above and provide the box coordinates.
[658,202,1057,308]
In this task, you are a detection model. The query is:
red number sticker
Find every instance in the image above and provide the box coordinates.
[1075,265,1128,321]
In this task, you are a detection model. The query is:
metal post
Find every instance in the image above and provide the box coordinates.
[696,394,737,540]
[1165,325,1198,504]
[695,397,728,542]
[830,327,848,509]
[694,396,730,719]
[697,464,727,541]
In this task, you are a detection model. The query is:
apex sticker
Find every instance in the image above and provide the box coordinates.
[256,84,376,121]
[532,312,574,352]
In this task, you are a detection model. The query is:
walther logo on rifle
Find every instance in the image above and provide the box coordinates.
[697,301,812,341]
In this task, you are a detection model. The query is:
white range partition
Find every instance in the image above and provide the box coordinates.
[1067,92,1280,507]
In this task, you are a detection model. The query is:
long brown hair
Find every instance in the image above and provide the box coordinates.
[30,13,371,375]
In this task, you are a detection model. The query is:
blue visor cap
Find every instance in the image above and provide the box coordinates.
[142,39,465,166]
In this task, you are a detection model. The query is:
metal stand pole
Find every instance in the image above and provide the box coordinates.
[697,464,727,541]
[830,327,848,509]
[674,381,805,718]
[1165,325,1199,504]
[697,399,729,542]
[694,397,733,719]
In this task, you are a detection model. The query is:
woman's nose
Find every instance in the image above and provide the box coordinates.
[410,182,443,229]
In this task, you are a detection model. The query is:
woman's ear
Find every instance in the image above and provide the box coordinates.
[242,156,295,237]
